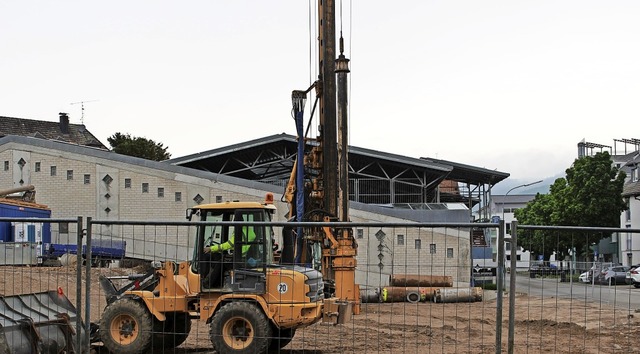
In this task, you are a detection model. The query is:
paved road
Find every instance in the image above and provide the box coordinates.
[506,273,640,311]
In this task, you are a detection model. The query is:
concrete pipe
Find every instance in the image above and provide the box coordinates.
[389,274,453,287]
[381,287,437,302]
[59,254,78,267]
[360,288,382,303]
[433,287,483,303]
[406,291,421,303]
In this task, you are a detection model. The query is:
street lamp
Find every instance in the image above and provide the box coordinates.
[501,180,543,221]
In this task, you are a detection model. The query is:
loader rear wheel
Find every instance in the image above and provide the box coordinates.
[268,326,295,351]
[210,302,271,354]
[99,298,152,354]
[152,313,192,349]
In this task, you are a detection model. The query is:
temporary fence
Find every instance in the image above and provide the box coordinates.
[0,217,639,353]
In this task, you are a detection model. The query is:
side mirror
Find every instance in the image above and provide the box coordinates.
[186,208,197,220]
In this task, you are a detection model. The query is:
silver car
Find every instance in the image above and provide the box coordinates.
[598,266,630,284]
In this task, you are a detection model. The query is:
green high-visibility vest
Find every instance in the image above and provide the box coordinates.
[210,226,256,255]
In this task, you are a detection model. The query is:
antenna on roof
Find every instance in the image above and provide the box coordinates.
[70,99,99,124]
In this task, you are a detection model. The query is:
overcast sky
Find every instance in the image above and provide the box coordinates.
[1,1,638,183]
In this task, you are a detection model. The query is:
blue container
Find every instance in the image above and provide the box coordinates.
[0,202,52,243]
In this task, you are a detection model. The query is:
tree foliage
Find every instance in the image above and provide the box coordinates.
[514,152,626,260]
[107,133,171,161]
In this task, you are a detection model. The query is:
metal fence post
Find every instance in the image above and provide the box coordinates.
[495,220,505,354]
[75,216,83,353]
[85,217,92,352]
[508,220,518,354]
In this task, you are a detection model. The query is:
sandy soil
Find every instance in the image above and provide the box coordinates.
[1,265,639,354]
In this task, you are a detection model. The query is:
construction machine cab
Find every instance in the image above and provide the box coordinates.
[187,197,276,291]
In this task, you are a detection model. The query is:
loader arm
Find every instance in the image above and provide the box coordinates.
[99,266,159,304]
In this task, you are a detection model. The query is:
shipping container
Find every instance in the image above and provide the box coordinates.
[0,200,51,265]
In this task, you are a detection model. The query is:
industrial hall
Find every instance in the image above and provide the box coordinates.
[0,113,508,286]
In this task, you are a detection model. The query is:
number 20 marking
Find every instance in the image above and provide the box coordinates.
[278,282,288,294]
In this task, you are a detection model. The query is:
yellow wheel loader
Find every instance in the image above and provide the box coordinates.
[98,193,329,354]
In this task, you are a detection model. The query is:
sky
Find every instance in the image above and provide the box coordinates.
[1,1,639,184]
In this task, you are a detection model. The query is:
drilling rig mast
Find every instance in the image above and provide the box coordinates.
[285,0,360,314]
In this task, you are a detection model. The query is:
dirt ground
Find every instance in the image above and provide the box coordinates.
[2,264,639,354]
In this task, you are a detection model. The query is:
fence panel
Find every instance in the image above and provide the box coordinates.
[3,218,640,353]
[0,217,87,353]
[508,223,640,354]
[78,221,499,354]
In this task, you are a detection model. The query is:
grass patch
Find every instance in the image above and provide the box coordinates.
[477,282,497,290]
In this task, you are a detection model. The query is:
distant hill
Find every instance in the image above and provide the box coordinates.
[491,174,564,195]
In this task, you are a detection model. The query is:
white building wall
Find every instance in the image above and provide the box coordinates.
[620,197,640,267]
[351,209,471,288]
[0,141,470,285]
[501,210,533,270]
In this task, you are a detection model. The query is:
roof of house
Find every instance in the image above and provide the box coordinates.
[613,151,639,167]
[623,182,640,197]
[0,114,107,150]
[622,153,640,197]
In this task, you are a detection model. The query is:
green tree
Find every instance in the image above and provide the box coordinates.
[515,152,626,261]
[107,133,171,161]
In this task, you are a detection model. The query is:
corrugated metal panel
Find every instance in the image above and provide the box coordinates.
[0,290,86,354]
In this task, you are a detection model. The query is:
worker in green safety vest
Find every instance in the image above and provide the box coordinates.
[205,226,256,255]
[203,223,256,288]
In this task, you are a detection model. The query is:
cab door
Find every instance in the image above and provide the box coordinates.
[229,209,268,293]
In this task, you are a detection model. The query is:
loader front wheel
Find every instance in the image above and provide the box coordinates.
[268,326,295,351]
[210,302,271,354]
[152,313,192,349]
[99,298,153,354]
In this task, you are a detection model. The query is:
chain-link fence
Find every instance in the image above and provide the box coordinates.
[1,218,640,353]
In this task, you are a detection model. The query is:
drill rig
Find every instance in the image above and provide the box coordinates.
[283,0,360,314]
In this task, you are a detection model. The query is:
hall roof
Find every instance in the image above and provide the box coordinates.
[168,133,510,204]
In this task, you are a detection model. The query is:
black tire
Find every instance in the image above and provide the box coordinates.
[210,302,271,354]
[634,283,640,289]
[152,313,192,349]
[99,298,153,354]
[268,326,295,352]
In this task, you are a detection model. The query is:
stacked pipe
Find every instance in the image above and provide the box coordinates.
[381,286,436,303]
[389,274,453,287]
[371,274,483,303]
[432,287,483,303]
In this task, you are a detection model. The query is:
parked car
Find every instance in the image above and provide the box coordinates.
[597,265,630,284]
[579,271,591,283]
[529,262,558,278]
[626,265,640,288]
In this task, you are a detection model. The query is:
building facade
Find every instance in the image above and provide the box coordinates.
[473,194,537,270]
[620,153,640,267]
[0,135,475,286]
